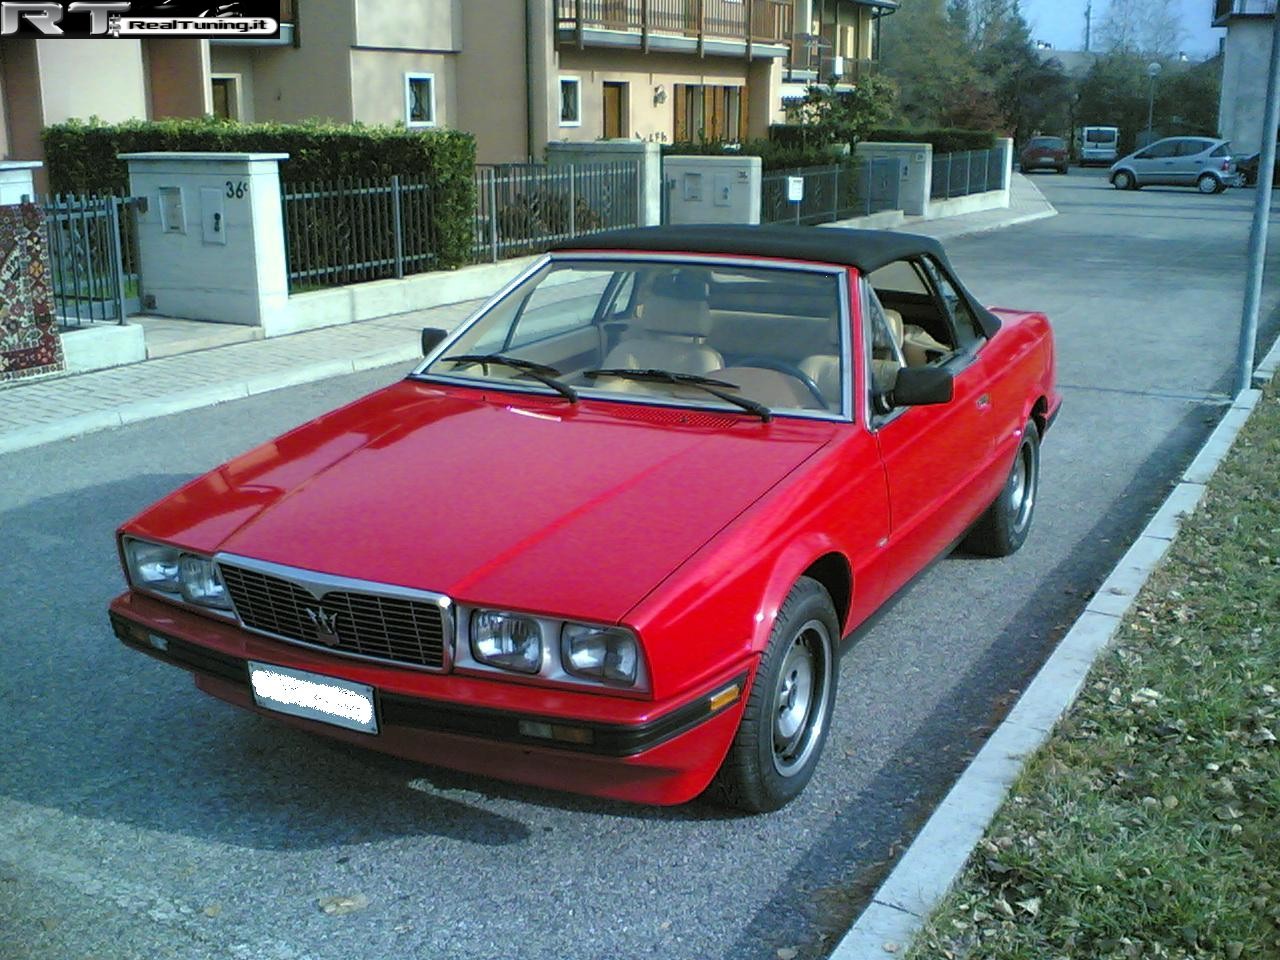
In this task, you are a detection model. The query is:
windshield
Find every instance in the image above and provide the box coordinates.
[418,258,847,417]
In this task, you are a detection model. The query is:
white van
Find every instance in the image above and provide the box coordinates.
[1080,126,1120,166]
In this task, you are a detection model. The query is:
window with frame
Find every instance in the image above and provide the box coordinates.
[405,74,436,128]
[560,77,582,127]
[211,76,238,120]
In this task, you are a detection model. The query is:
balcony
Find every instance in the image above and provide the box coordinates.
[1213,0,1276,25]
[556,0,794,59]
[209,0,297,46]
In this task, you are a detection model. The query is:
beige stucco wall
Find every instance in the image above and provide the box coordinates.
[349,49,458,128]
[457,0,531,162]
[248,1,357,123]
[354,0,461,52]
[555,48,778,144]
[37,40,149,124]
[147,40,211,119]
[209,45,257,121]
[1218,17,1272,155]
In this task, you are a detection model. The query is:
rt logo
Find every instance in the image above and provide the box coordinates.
[1,2,131,34]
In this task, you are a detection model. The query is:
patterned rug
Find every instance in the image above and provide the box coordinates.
[1,203,65,384]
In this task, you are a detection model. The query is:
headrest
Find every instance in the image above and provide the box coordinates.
[650,269,710,301]
[637,268,713,338]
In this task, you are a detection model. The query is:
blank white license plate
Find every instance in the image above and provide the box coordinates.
[1038,158,1056,164]
[248,662,378,734]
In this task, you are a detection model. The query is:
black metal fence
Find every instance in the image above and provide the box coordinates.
[930,148,1008,201]
[282,161,641,293]
[473,162,640,263]
[760,158,904,225]
[36,194,139,328]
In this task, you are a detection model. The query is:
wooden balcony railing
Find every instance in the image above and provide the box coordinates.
[557,0,793,48]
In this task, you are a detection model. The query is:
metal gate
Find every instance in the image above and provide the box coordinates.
[37,194,142,327]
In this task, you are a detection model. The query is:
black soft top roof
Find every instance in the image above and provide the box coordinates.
[553,224,947,275]
[553,224,1002,338]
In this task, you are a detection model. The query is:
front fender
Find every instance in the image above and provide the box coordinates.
[751,535,850,651]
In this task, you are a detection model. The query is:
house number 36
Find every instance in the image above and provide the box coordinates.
[225,181,248,199]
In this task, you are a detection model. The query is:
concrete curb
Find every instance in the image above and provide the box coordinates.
[830,370,1275,958]
[0,343,422,457]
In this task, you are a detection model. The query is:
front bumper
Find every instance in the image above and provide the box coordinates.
[109,592,751,805]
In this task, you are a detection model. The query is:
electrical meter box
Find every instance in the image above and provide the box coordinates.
[663,155,762,224]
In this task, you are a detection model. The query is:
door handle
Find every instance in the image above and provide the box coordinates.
[976,394,991,409]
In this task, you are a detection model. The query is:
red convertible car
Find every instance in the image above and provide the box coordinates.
[109,226,1059,812]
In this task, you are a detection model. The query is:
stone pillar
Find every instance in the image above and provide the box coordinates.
[855,141,932,217]
[0,161,41,205]
[662,155,762,225]
[995,137,1014,191]
[546,140,663,226]
[122,152,288,327]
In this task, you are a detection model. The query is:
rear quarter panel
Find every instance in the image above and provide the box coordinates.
[985,308,1058,465]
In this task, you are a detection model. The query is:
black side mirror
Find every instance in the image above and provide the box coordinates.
[889,366,954,407]
[421,327,448,357]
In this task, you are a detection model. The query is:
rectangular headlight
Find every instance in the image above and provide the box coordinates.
[470,611,544,675]
[124,539,182,594]
[561,623,639,686]
[178,555,233,611]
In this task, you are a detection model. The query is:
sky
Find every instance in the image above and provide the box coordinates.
[1018,0,1225,57]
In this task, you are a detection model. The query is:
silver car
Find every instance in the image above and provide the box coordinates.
[1109,137,1238,194]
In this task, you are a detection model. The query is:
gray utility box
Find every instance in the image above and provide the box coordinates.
[663,155,762,225]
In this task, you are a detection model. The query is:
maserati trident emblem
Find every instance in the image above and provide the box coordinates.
[305,607,341,646]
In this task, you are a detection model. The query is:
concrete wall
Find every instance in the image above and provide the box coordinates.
[247,2,357,123]
[457,0,531,162]
[350,49,459,128]
[37,40,149,123]
[1219,17,1274,155]
[354,0,461,51]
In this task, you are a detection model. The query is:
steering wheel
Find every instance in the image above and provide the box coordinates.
[733,357,829,409]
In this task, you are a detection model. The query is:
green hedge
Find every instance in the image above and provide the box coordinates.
[662,138,845,171]
[864,127,997,154]
[767,124,830,149]
[42,117,478,269]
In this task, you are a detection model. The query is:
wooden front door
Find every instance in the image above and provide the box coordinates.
[603,82,627,139]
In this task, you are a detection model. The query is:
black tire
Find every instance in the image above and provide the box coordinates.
[709,577,838,813]
[1197,173,1224,195]
[963,420,1041,558]
[1060,166,1069,175]
[1112,170,1134,190]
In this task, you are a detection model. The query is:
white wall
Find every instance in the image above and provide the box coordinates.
[1219,18,1275,155]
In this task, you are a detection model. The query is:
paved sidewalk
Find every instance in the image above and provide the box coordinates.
[0,180,1056,457]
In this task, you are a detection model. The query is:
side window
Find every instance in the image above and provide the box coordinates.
[1210,143,1229,158]
[863,285,902,409]
[1142,140,1176,159]
[923,257,985,349]
[506,270,615,348]
[868,257,958,364]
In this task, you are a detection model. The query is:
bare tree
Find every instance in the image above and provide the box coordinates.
[1096,0,1185,58]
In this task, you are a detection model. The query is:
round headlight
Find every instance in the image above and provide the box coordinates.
[178,555,232,610]
[470,611,543,675]
[126,540,182,594]
[561,624,638,686]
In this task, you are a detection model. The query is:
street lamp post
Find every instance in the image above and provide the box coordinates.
[1145,61,1163,143]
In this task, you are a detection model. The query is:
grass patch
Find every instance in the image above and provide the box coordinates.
[909,380,1280,960]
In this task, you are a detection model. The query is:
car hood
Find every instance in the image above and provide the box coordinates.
[128,380,832,623]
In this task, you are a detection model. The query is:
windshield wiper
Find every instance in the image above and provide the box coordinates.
[443,353,578,403]
[584,368,772,423]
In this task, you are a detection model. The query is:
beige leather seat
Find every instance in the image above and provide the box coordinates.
[602,270,724,376]
[799,307,906,400]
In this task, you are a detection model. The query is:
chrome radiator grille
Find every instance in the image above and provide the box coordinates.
[219,563,447,671]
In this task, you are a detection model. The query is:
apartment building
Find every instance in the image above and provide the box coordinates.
[1214,0,1276,155]
[1,0,894,172]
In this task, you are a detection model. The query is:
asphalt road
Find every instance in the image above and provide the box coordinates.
[2,168,1277,960]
